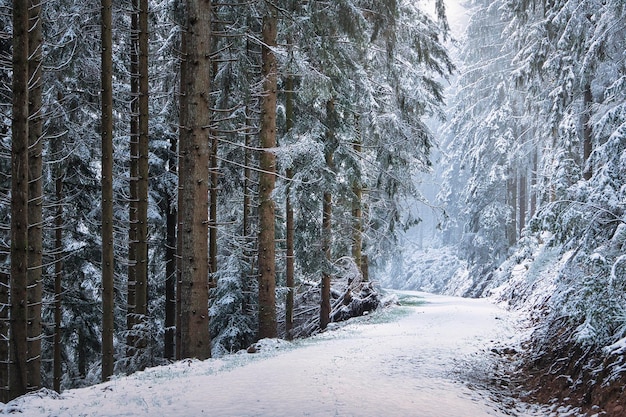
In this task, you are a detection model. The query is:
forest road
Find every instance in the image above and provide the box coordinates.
[13,291,545,417]
[184,291,541,417]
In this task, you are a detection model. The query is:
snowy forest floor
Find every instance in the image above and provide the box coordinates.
[3,291,572,417]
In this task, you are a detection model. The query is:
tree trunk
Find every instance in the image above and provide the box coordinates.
[10,0,30,399]
[134,0,150,358]
[320,99,336,330]
[506,167,517,247]
[178,0,212,359]
[257,13,278,340]
[582,84,593,181]
[209,134,217,285]
[27,0,43,392]
[164,133,177,360]
[0,268,8,402]
[101,0,115,381]
[175,30,187,361]
[361,255,369,282]
[284,76,294,339]
[53,166,63,393]
[320,161,332,331]
[518,169,527,237]
[530,147,538,218]
[126,0,139,357]
[351,115,362,272]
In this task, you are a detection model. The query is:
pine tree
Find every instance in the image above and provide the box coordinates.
[257,10,278,340]
[10,0,30,399]
[100,0,115,382]
[27,0,43,391]
[178,0,212,359]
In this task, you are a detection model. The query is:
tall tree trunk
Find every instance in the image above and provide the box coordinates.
[134,0,150,359]
[27,0,43,392]
[179,0,212,359]
[257,13,278,340]
[127,0,139,357]
[361,255,369,282]
[10,0,30,399]
[582,84,593,181]
[0,267,8,401]
[53,162,63,393]
[175,31,187,361]
[530,147,538,218]
[320,99,336,331]
[518,169,527,237]
[284,76,294,339]
[320,154,332,331]
[351,115,362,272]
[506,167,518,247]
[101,0,115,381]
[209,134,217,279]
[164,133,177,360]
[51,91,65,393]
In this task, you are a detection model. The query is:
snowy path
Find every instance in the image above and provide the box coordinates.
[7,292,542,417]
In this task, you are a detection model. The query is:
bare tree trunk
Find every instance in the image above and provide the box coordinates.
[134,0,150,358]
[0,267,8,402]
[101,0,115,381]
[518,169,527,237]
[27,0,43,392]
[10,0,30,398]
[320,99,336,330]
[530,147,538,218]
[257,13,278,340]
[320,155,332,331]
[284,76,294,339]
[582,84,593,181]
[178,0,212,359]
[127,0,139,357]
[53,162,63,393]
[209,134,217,279]
[164,132,177,360]
[351,115,362,272]
[506,167,518,247]
[175,30,187,361]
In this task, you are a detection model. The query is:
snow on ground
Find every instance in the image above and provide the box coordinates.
[3,292,545,417]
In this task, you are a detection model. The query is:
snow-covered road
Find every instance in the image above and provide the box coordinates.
[6,292,543,416]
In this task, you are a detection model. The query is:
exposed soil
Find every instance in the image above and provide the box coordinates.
[504,335,626,416]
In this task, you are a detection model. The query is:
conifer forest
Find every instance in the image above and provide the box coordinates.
[1,0,626,414]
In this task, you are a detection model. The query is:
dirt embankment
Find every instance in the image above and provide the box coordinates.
[507,335,626,416]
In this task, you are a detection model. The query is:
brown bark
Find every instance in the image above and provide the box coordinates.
[285,76,294,339]
[134,0,150,358]
[582,84,593,181]
[10,0,30,399]
[351,116,363,271]
[320,166,332,330]
[53,167,63,393]
[178,0,212,359]
[0,265,8,402]
[101,0,115,381]
[127,0,139,356]
[519,170,527,236]
[506,167,518,247]
[530,148,538,218]
[27,0,43,392]
[320,100,335,330]
[257,13,278,340]
[209,134,217,277]
[175,31,187,361]
[52,92,64,393]
[164,134,177,360]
